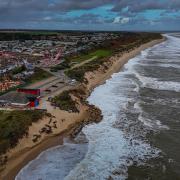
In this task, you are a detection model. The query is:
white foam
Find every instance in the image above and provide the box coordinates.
[64,65,160,180]
[138,115,169,130]
[16,34,179,180]
[16,143,88,180]
[135,74,180,92]
[139,63,180,69]
[141,49,149,58]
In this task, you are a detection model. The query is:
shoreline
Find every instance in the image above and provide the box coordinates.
[84,37,166,92]
[0,37,166,180]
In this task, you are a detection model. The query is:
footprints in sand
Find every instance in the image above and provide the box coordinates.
[32,117,66,143]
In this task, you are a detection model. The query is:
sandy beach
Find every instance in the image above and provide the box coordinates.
[0,37,165,180]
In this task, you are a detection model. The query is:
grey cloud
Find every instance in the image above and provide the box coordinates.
[41,13,106,25]
[49,0,115,11]
[0,0,179,30]
[111,0,180,12]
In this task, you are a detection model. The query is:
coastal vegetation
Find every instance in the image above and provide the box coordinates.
[65,33,163,82]
[50,61,71,72]
[51,90,79,112]
[65,57,107,82]
[0,32,163,175]
[0,110,46,156]
[50,49,112,72]
[50,32,162,75]
[70,49,112,64]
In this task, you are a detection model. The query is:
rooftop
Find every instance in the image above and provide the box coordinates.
[0,91,38,105]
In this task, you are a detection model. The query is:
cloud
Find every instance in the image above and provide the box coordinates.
[113,17,130,24]
[111,0,180,12]
[0,0,179,30]
[44,16,52,21]
[48,0,115,11]
[74,14,105,24]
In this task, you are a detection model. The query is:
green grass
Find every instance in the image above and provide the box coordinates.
[65,33,163,82]
[65,49,113,82]
[53,33,163,78]
[65,58,106,82]
[65,50,112,82]
[50,49,112,72]
[0,110,46,155]
[70,49,112,64]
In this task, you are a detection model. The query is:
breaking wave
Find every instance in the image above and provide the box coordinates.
[16,34,180,180]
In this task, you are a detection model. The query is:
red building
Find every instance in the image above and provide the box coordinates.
[16,88,41,107]
[17,88,40,96]
[0,91,40,108]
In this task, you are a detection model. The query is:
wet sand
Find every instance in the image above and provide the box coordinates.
[4,134,64,180]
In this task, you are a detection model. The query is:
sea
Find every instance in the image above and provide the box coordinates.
[16,34,180,180]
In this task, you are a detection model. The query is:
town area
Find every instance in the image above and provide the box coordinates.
[0,31,122,109]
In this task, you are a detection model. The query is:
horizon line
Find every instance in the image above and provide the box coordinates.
[0,28,179,33]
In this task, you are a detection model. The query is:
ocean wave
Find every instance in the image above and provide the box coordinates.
[15,34,179,180]
[64,64,161,180]
[134,102,169,130]
[135,74,180,92]
[16,143,88,180]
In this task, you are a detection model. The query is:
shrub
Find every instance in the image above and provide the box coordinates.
[52,91,79,112]
[0,110,45,155]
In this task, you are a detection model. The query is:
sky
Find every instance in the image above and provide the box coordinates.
[0,0,180,31]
